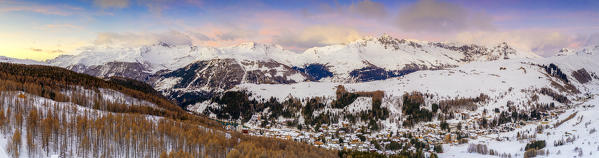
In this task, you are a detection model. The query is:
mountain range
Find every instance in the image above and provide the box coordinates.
[3,35,599,157]
[2,35,541,107]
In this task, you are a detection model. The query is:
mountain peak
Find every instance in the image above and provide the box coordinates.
[555,48,575,56]
[156,41,173,48]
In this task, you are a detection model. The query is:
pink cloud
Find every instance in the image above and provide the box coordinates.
[0,1,82,16]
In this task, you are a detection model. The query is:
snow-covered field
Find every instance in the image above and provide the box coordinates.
[198,45,599,157]
[237,47,598,100]
[225,51,598,129]
[441,94,599,158]
[0,88,166,158]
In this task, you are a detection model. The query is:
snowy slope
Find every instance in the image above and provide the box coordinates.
[441,93,599,158]
[235,54,594,103]
[43,35,538,82]
[0,88,162,158]
[47,42,298,74]
[291,35,539,80]
[0,56,47,65]
[211,46,599,131]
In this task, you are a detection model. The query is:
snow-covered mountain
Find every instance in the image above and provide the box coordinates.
[2,35,539,83]
[0,35,542,107]
[0,35,553,106]
[1,35,598,157]
[291,35,539,81]
[153,58,312,106]
[187,44,598,136]
[170,44,599,158]
[42,35,538,82]
[232,46,597,105]
[0,56,46,65]
[0,62,331,158]
[47,41,298,74]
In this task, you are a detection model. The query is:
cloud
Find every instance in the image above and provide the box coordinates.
[572,33,599,48]
[93,31,193,47]
[188,31,213,41]
[215,30,256,41]
[348,0,387,18]
[29,48,65,54]
[94,0,129,9]
[137,0,203,15]
[41,24,83,30]
[274,25,363,50]
[30,48,43,52]
[51,49,64,54]
[0,1,81,16]
[396,0,493,32]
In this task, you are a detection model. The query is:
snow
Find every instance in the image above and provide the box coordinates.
[287,73,307,82]
[441,94,599,158]
[0,56,47,65]
[187,100,220,114]
[238,58,550,101]
[46,42,299,73]
[154,77,182,91]
[345,97,373,113]
[290,37,538,76]
[229,47,599,134]
[2,35,533,79]
[436,48,599,158]
[0,86,169,158]
[239,48,598,100]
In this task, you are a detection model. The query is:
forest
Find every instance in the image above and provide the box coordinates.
[0,62,337,158]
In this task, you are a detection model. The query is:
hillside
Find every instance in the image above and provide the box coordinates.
[184,46,599,156]
[45,35,538,82]
[0,63,336,158]
[0,39,596,157]
[0,35,540,109]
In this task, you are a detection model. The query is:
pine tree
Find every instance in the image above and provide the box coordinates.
[27,129,35,157]
[6,130,22,158]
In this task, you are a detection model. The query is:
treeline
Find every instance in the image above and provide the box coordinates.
[208,91,303,123]
[331,85,359,109]
[438,93,489,113]
[401,92,433,127]
[0,62,337,157]
[334,85,389,130]
[0,90,336,158]
[106,76,163,97]
[208,85,390,131]
[539,88,570,104]
[0,62,219,128]
[207,90,335,128]
[541,63,569,83]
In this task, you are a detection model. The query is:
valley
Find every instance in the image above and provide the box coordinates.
[1,36,598,158]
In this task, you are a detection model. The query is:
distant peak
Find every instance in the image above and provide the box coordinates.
[378,34,394,40]
[154,41,175,48]
[237,41,257,48]
[232,41,285,51]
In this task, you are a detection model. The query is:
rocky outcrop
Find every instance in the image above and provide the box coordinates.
[67,62,153,82]
[153,58,311,107]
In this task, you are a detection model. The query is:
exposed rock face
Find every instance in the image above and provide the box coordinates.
[31,35,541,109]
[67,62,153,82]
[432,42,520,61]
[153,58,311,107]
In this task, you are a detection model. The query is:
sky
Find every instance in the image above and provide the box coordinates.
[0,0,598,60]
